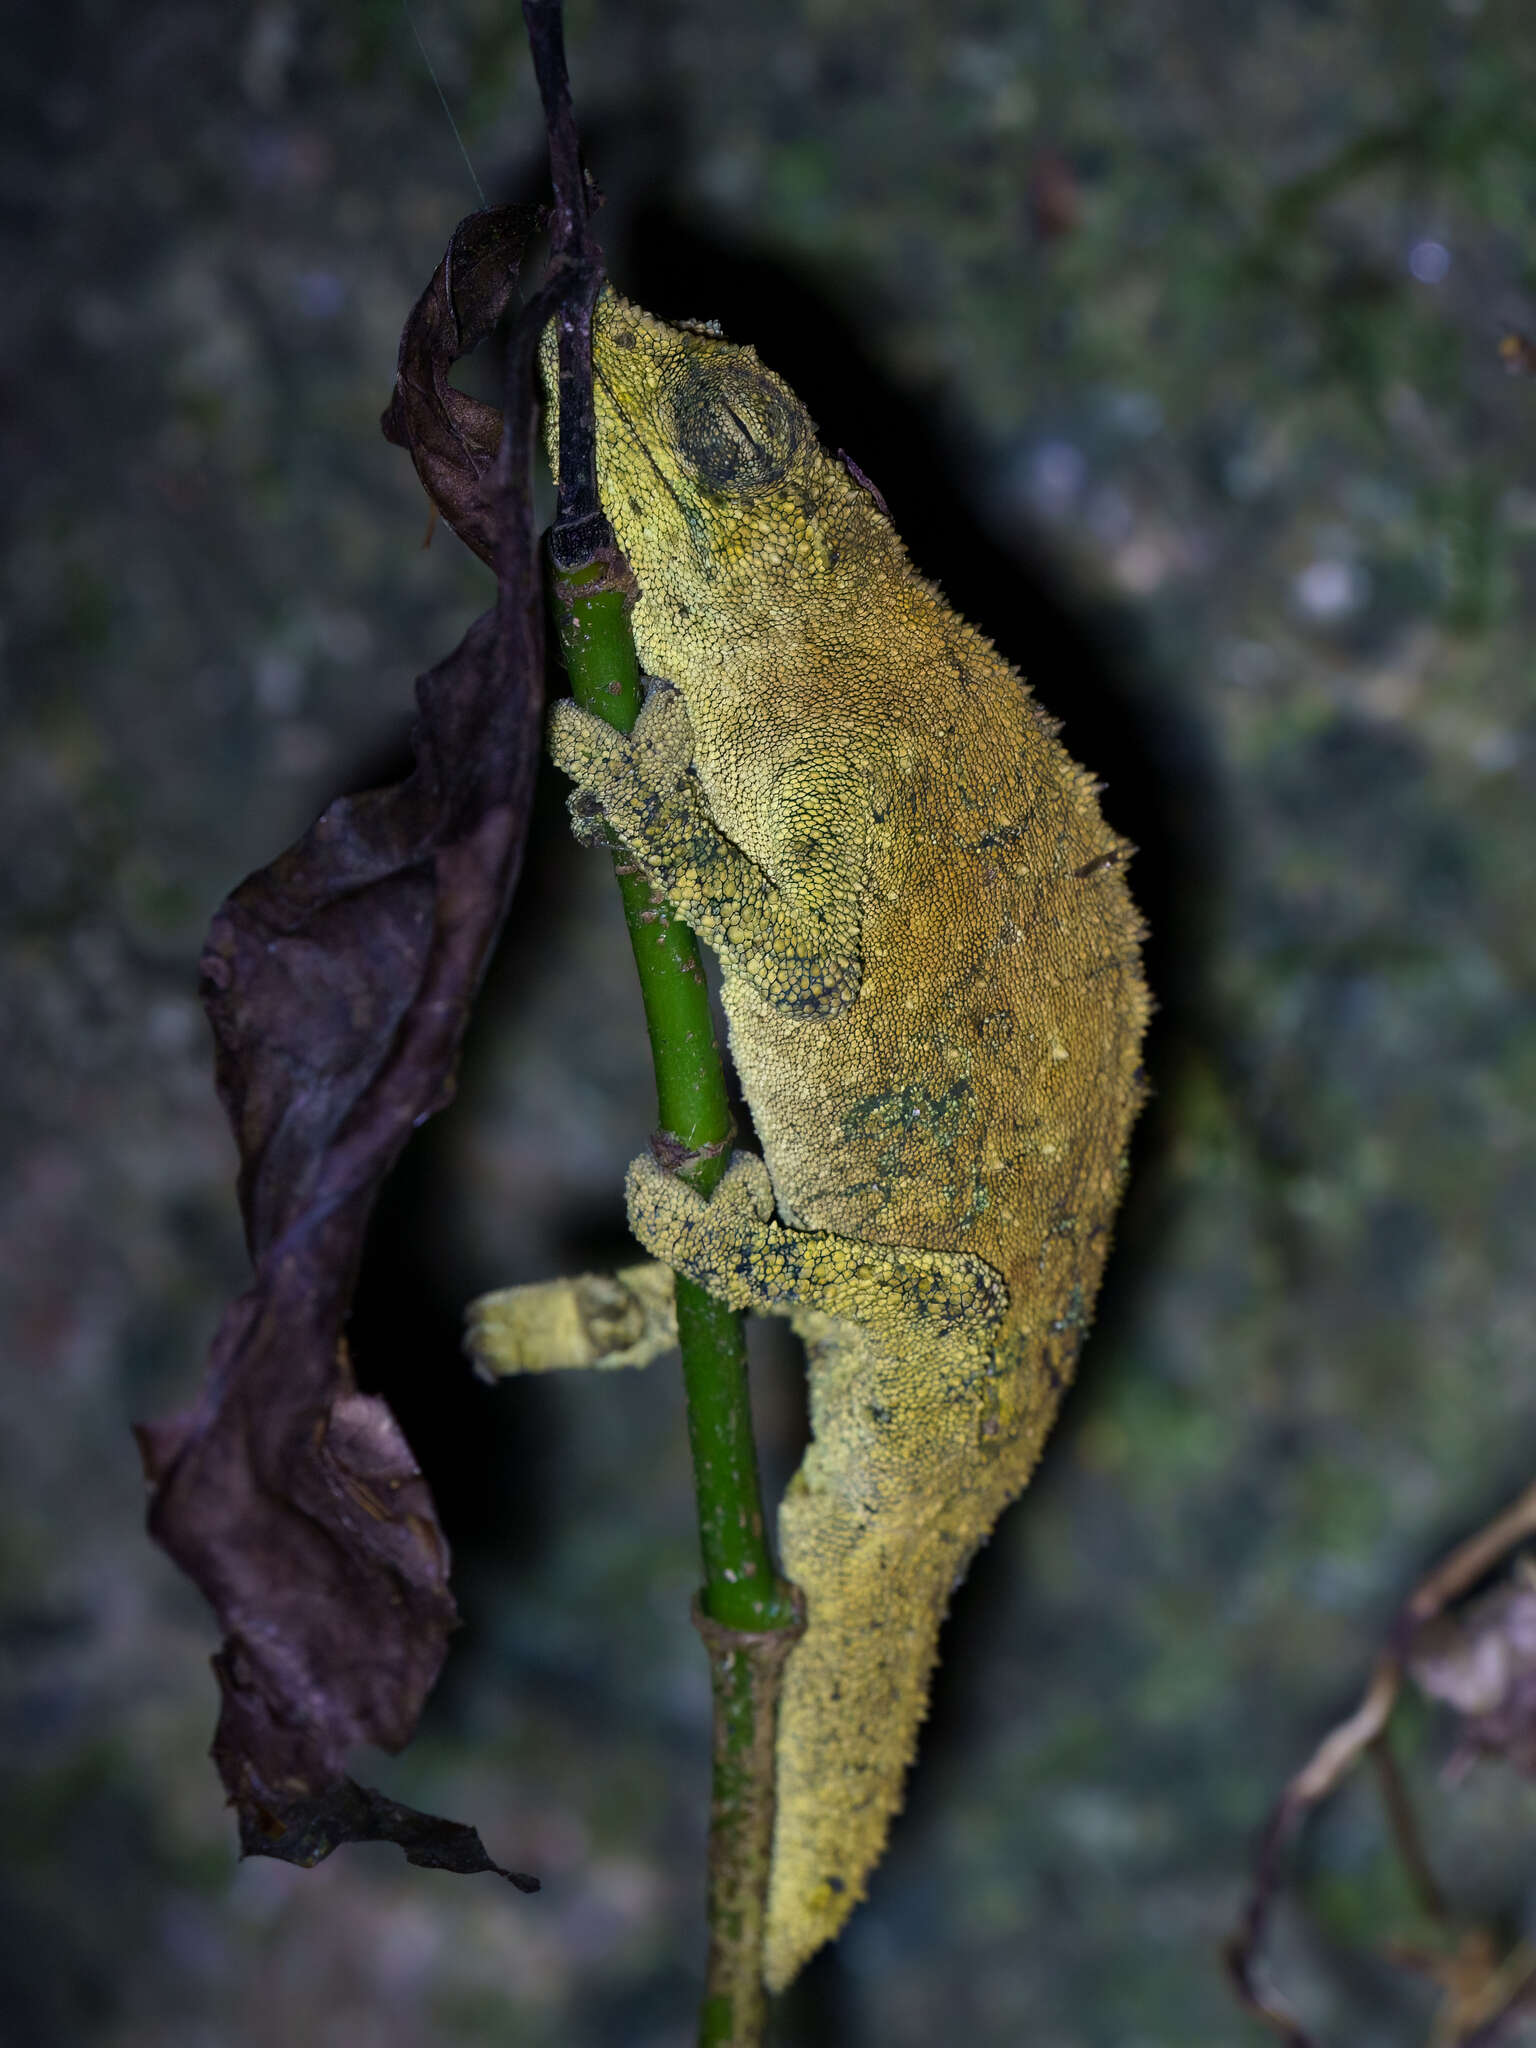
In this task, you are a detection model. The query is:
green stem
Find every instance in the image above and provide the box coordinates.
[550,538,801,2043]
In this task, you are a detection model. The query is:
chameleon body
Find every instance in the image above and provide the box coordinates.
[525,293,1148,1988]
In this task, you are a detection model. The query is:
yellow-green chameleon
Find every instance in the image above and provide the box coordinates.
[468,291,1149,1990]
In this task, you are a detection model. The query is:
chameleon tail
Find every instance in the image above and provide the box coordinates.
[763,1455,986,1991]
[762,1314,1023,1992]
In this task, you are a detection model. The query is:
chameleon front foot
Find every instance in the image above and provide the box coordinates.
[549,692,864,1020]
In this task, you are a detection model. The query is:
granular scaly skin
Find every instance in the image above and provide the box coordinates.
[543,293,1149,1989]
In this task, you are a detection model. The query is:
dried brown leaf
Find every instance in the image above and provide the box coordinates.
[381,204,538,563]
[1227,1481,1536,2041]
[1410,1564,1536,1777]
[139,204,553,1883]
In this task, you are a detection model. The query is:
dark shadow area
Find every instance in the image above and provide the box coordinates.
[343,669,584,1711]
[768,1940,856,2048]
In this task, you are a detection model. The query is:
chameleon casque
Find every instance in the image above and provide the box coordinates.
[469,290,1149,1989]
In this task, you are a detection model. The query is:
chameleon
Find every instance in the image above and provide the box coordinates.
[468,290,1149,1990]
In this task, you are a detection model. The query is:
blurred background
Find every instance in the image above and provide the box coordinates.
[4,2,1536,2042]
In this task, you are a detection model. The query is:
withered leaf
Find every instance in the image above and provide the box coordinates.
[1228,1482,1536,2041]
[140,203,555,1884]
[381,203,537,564]
[1409,1564,1536,1777]
[228,1756,538,1892]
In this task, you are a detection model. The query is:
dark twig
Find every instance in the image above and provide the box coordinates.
[522,0,604,551]
[1461,1954,1536,2047]
[1369,1728,1446,1926]
[1226,1479,1536,2042]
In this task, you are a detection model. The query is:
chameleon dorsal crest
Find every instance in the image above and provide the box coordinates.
[536,291,1149,1989]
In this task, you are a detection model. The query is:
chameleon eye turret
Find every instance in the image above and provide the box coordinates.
[668,357,803,495]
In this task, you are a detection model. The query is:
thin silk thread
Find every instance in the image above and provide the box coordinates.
[401,0,489,209]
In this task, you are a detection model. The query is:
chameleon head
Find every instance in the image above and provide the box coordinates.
[541,289,893,646]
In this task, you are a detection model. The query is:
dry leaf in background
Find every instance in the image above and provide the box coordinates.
[139,207,550,1885]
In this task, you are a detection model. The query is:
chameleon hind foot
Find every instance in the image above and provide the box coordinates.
[625,1149,1008,1344]
[464,1262,677,1378]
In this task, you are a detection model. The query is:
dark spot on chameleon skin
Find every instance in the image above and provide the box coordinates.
[841,1082,976,1188]
[614,331,637,350]
[968,822,1033,853]
[825,1876,846,1895]
[785,985,852,1020]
